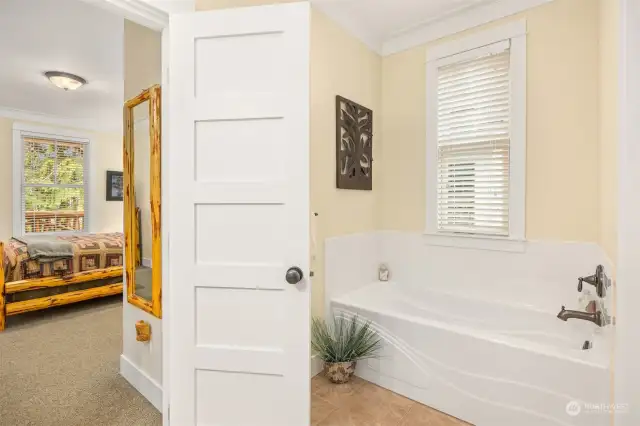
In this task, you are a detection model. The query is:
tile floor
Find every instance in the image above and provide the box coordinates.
[311,375,472,426]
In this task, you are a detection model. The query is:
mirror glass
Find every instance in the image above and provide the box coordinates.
[133,101,153,302]
[124,84,161,318]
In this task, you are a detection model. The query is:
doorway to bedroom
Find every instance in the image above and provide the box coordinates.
[0,0,161,424]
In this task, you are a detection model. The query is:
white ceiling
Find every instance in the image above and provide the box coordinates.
[0,0,542,130]
[0,0,124,131]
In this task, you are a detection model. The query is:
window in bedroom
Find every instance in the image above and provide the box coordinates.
[425,21,527,251]
[13,124,89,235]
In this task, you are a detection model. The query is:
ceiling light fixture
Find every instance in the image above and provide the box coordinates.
[44,71,87,91]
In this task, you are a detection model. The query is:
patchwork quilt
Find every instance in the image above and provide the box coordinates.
[3,233,124,283]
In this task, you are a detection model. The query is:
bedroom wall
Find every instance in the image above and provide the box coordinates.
[0,116,123,242]
[120,19,163,410]
[0,117,10,241]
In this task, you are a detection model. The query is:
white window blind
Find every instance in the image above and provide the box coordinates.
[21,136,87,234]
[436,41,511,237]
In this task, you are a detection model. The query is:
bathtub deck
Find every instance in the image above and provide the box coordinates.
[311,375,471,426]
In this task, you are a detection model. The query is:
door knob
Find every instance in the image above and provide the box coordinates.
[285,267,303,284]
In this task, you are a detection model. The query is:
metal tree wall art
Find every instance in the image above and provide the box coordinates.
[336,96,373,190]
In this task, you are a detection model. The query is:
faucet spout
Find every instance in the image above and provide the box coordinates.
[557,305,604,326]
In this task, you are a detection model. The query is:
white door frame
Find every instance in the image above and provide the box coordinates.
[81,1,171,425]
[615,0,640,424]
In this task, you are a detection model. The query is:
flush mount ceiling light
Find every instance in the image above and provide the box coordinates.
[44,71,87,91]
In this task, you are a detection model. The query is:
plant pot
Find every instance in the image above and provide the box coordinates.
[323,361,357,384]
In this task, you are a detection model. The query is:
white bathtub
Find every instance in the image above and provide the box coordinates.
[331,282,611,426]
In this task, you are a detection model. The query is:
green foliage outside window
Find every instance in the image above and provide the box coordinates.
[23,139,85,233]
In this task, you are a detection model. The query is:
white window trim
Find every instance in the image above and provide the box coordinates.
[12,122,91,237]
[425,20,527,252]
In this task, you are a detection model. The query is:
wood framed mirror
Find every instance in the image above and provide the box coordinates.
[124,85,161,318]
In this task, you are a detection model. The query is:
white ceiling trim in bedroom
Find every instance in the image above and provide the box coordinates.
[80,0,171,30]
[311,0,556,56]
[0,106,120,134]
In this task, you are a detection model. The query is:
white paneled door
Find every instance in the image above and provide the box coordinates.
[168,3,310,425]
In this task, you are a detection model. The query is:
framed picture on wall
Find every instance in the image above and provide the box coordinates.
[106,171,124,201]
[335,95,373,190]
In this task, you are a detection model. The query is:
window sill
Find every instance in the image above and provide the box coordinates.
[423,233,526,253]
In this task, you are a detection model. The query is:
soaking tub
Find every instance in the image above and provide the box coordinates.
[331,282,611,426]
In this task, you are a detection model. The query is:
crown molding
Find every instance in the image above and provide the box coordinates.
[311,5,383,55]
[0,107,121,134]
[382,0,555,56]
[140,0,195,14]
[79,0,169,31]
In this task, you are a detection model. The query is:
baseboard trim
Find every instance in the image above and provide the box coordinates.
[120,354,163,411]
[311,354,323,378]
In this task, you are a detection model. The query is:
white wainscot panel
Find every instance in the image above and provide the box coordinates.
[323,232,380,317]
[326,231,613,313]
[377,231,612,312]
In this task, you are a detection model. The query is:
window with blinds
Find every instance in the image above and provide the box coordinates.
[436,42,511,237]
[21,136,87,234]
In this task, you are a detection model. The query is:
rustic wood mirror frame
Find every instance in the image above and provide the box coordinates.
[124,85,162,318]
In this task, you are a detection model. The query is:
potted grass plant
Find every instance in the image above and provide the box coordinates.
[311,314,382,384]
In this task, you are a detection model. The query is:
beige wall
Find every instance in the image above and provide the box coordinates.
[0,118,14,241]
[309,9,381,317]
[125,20,161,100]
[598,0,619,266]
[90,130,126,234]
[379,0,602,244]
[0,117,122,242]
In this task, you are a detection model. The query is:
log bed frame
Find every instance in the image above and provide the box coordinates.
[0,241,123,331]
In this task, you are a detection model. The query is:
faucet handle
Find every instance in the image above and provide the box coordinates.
[578,265,607,298]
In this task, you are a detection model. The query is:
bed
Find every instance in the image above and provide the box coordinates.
[0,232,125,331]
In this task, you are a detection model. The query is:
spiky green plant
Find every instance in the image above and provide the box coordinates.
[311,314,382,363]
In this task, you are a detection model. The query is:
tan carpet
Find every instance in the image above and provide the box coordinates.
[0,297,162,426]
